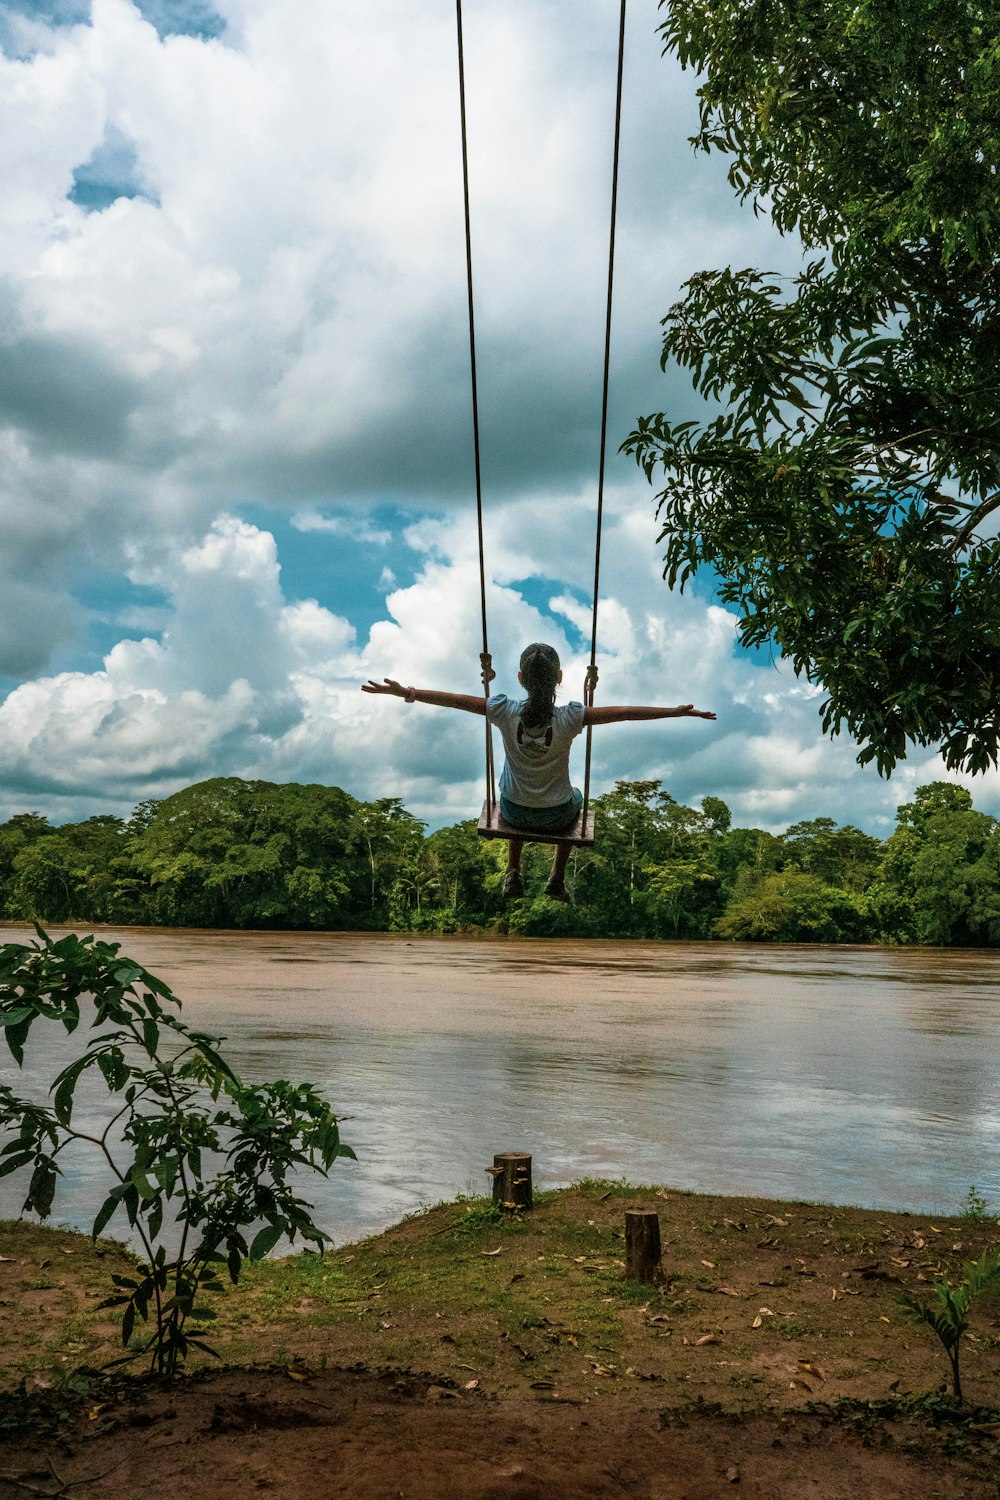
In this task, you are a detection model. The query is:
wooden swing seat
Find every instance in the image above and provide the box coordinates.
[477,800,595,848]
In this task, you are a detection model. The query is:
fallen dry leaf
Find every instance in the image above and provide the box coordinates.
[752,1316,763,1329]
[797,1361,826,1381]
[701,1259,716,1269]
[464,1379,480,1390]
[286,1369,308,1382]
[695,1334,722,1346]
[481,1248,503,1256]
[788,1378,811,1392]
[426,1385,458,1401]
[725,1466,740,1483]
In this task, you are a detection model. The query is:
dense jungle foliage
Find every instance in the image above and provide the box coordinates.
[0,776,997,945]
[631,0,1000,776]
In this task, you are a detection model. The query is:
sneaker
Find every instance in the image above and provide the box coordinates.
[503,870,525,899]
[544,877,568,903]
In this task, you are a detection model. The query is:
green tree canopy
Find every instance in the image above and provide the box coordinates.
[627,0,1000,775]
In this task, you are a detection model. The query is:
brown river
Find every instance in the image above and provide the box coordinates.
[2,927,999,1243]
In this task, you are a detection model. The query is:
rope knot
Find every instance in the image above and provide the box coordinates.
[480,651,495,688]
[584,663,599,705]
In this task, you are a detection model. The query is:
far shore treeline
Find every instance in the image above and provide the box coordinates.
[1,777,998,946]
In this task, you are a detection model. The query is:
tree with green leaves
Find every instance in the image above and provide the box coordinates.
[898,1251,1000,1403]
[627,0,1000,776]
[715,869,868,943]
[0,929,352,1374]
[780,817,881,890]
[869,781,1000,944]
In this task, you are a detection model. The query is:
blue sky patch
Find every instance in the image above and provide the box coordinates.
[2,0,225,40]
[69,128,153,213]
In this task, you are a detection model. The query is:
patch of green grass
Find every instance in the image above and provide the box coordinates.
[837,1232,874,1253]
[664,1297,701,1317]
[442,1198,505,1237]
[574,1178,639,1198]
[769,1317,812,1339]
[960,1186,992,1223]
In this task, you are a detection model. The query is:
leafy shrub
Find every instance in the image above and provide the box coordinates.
[0,928,354,1374]
[897,1250,1000,1403]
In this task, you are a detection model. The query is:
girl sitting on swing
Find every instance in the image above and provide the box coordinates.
[362,642,716,902]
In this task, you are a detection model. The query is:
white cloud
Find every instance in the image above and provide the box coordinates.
[2,504,991,833]
[0,0,798,680]
[292,509,391,546]
[0,2,987,831]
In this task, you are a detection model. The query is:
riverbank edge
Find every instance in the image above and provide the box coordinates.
[0,917,954,952]
[4,1181,1000,1413]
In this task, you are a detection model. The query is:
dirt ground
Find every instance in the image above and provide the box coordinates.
[3,1184,1000,1497]
[5,1365,1000,1500]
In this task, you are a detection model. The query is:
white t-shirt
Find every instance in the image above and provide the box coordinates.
[486,694,586,807]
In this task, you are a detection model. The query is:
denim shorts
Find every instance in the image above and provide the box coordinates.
[499,787,583,833]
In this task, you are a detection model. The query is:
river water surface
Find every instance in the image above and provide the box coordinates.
[2,927,999,1242]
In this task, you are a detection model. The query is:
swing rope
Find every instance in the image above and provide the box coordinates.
[455,0,496,810]
[456,0,626,834]
[582,0,627,832]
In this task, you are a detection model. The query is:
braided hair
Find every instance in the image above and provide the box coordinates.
[519,642,560,730]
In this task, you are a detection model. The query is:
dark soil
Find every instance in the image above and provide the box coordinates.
[4,1185,1000,1498]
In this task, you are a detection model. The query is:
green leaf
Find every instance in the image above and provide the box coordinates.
[142,1018,159,1057]
[0,1153,33,1177]
[248,1223,284,1261]
[93,1191,121,1240]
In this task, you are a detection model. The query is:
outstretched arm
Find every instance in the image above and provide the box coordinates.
[362,678,487,716]
[583,703,716,726]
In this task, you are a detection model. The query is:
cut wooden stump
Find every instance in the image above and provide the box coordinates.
[488,1153,533,1212]
[625,1209,663,1283]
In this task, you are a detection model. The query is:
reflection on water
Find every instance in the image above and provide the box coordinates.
[1,926,999,1244]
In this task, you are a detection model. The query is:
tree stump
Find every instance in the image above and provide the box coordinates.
[625,1209,663,1283]
[488,1152,533,1212]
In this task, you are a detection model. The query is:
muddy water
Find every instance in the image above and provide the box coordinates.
[2,927,999,1242]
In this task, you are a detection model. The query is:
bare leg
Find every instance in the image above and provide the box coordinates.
[545,843,572,901]
[503,838,526,898]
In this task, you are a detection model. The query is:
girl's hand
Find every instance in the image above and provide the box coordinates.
[362,678,406,697]
[680,705,717,719]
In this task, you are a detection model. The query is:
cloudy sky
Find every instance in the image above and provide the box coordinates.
[0,0,991,834]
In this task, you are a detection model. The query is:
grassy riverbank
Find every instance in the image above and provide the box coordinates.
[4,1183,1000,1498]
[5,1181,1000,1406]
